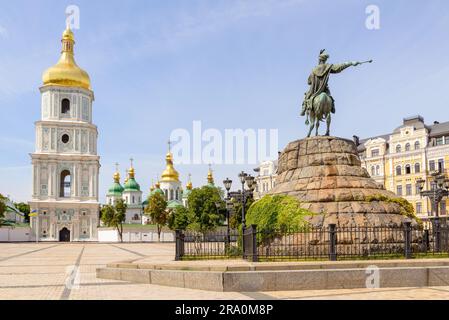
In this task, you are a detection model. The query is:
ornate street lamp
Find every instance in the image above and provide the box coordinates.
[416,171,449,220]
[222,178,233,249]
[238,172,248,228]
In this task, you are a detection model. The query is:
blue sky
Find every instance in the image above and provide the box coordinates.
[1,0,449,202]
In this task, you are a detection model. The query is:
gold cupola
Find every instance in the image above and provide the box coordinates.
[42,24,91,90]
[207,164,215,185]
[161,151,180,182]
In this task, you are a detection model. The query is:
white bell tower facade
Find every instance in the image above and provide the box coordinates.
[29,24,100,241]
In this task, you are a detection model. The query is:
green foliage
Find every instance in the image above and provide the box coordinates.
[14,202,30,222]
[100,198,127,241]
[246,195,313,243]
[168,205,190,231]
[366,194,418,220]
[187,186,224,233]
[0,194,9,227]
[145,192,168,241]
[0,194,6,219]
[229,196,254,229]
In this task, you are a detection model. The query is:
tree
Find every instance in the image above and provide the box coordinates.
[14,202,30,223]
[168,205,190,231]
[0,194,7,227]
[187,186,224,233]
[145,192,168,242]
[0,194,14,228]
[100,198,127,242]
[229,195,254,229]
[246,194,314,243]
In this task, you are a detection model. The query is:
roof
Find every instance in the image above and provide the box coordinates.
[356,116,449,152]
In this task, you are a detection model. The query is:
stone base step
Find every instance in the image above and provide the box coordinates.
[97,263,449,292]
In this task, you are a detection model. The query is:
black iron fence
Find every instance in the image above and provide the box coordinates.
[175,220,449,261]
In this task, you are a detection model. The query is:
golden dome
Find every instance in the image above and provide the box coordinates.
[161,152,180,182]
[128,167,135,179]
[113,171,120,183]
[42,25,91,90]
[207,165,214,185]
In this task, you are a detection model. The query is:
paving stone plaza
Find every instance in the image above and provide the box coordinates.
[2,243,449,300]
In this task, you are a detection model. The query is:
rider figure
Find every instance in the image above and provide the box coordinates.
[301,49,360,117]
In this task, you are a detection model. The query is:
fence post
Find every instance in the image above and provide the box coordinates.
[242,225,246,259]
[435,218,441,253]
[175,230,184,261]
[424,229,430,252]
[251,224,258,262]
[328,224,337,261]
[404,221,412,259]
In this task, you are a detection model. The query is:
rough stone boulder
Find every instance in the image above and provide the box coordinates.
[269,136,415,227]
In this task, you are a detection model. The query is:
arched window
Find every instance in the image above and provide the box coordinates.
[133,214,139,221]
[396,165,402,176]
[415,163,421,173]
[164,189,168,200]
[170,189,174,201]
[396,144,401,153]
[371,166,376,176]
[132,196,135,204]
[414,141,420,150]
[376,165,380,176]
[61,99,70,115]
[405,143,411,152]
[405,164,411,174]
[175,189,179,200]
[60,170,71,198]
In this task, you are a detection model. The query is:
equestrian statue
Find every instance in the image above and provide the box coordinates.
[301,49,372,137]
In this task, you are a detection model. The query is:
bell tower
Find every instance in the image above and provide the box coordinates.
[29,23,100,241]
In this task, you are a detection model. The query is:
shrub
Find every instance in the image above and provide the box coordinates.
[245,195,314,243]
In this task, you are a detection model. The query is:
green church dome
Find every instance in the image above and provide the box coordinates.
[124,177,141,192]
[107,170,124,196]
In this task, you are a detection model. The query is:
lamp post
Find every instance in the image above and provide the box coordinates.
[416,171,449,252]
[223,178,233,248]
[238,171,248,229]
[416,171,449,220]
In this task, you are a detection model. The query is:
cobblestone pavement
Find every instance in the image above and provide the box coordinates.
[1,243,449,300]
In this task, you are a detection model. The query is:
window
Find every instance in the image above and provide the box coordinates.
[396,166,402,176]
[60,170,71,198]
[415,184,422,195]
[445,136,449,145]
[406,184,412,196]
[133,214,139,220]
[429,160,436,172]
[132,196,135,204]
[436,137,444,146]
[416,202,422,214]
[170,189,174,200]
[405,143,410,151]
[61,134,69,144]
[405,164,411,175]
[415,163,420,173]
[414,141,420,150]
[438,159,445,173]
[441,202,447,215]
[376,165,380,176]
[396,185,403,196]
[396,144,401,153]
[371,149,380,157]
[371,166,375,176]
[61,98,70,114]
